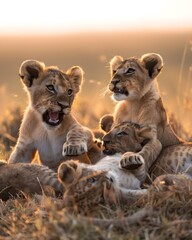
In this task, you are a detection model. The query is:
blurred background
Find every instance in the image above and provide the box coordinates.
[0,0,192,157]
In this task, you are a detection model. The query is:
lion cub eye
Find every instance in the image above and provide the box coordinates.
[117,131,128,136]
[87,177,96,184]
[125,68,135,75]
[46,84,56,93]
[112,70,117,75]
[68,89,73,96]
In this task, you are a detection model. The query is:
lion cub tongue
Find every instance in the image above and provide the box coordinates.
[48,111,59,123]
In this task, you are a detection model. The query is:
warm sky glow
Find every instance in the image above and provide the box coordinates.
[0,0,192,34]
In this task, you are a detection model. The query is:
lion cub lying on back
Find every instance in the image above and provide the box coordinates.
[58,122,192,212]
[57,123,161,211]
[101,53,182,167]
[8,60,98,171]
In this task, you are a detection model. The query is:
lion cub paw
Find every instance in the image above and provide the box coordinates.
[62,141,88,156]
[120,152,144,170]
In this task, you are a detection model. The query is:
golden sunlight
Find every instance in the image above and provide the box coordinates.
[0,0,192,34]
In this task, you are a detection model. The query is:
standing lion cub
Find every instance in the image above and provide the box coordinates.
[8,60,96,171]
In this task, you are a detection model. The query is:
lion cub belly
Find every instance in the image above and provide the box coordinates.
[91,154,141,189]
[109,170,141,189]
[36,133,66,168]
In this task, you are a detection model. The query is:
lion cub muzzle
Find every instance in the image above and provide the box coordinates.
[42,101,71,127]
[109,79,129,96]
[42,110,64,127]
[109,79,129,101]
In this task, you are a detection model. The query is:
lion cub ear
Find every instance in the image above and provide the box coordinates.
[19,60,45,88]
[110,55,123,76]
[141,53,164,79]
[99,114,114,133]
[66,66,84,94]
[58,160,80,187]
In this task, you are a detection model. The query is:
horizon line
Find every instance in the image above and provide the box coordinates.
[0,27,191,36]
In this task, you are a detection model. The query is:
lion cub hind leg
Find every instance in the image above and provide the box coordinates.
[58,160,80,188]
[116,187,148,205]
[152,174,191,191]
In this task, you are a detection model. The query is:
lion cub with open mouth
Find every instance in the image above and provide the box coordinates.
[101,53,182,168]
[8,60,97,171]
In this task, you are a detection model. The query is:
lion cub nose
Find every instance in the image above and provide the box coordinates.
[103,140,110,146]
[57,101,69,109]
[109,79,120,91]
[102,135,111,146]
[111,79,120,86]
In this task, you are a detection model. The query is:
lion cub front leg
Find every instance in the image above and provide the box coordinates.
[62,125,93,156]
[120,152,144,170]
[9,134,36,164]
[120,125,162,171]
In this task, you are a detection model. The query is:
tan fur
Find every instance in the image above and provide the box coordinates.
[56,123,161,212]
[57,121,192,212]
[103,122,192,181]
[8,60,98,171]
[102,53,182,166]
[152,174,191,190]
[103,122,161,173]
[99,114,114,133]
[150,143,192,180]
[57,150,149,213]
[0,160,63,200]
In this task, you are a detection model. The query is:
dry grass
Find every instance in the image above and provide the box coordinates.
[0,38,191,237]
[1,177,192,240]
[0,105,192,239]
[0,107,22,160]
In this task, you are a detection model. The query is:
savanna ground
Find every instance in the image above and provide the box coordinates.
[0,31,192,239]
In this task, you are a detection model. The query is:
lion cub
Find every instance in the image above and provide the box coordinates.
[57,123,159,211]
[8,60,98,171]
[0,160,63,200]
[58,159,148,212]
[102,121,192,180]
[57,122,191,212]
[101,53,182,168]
